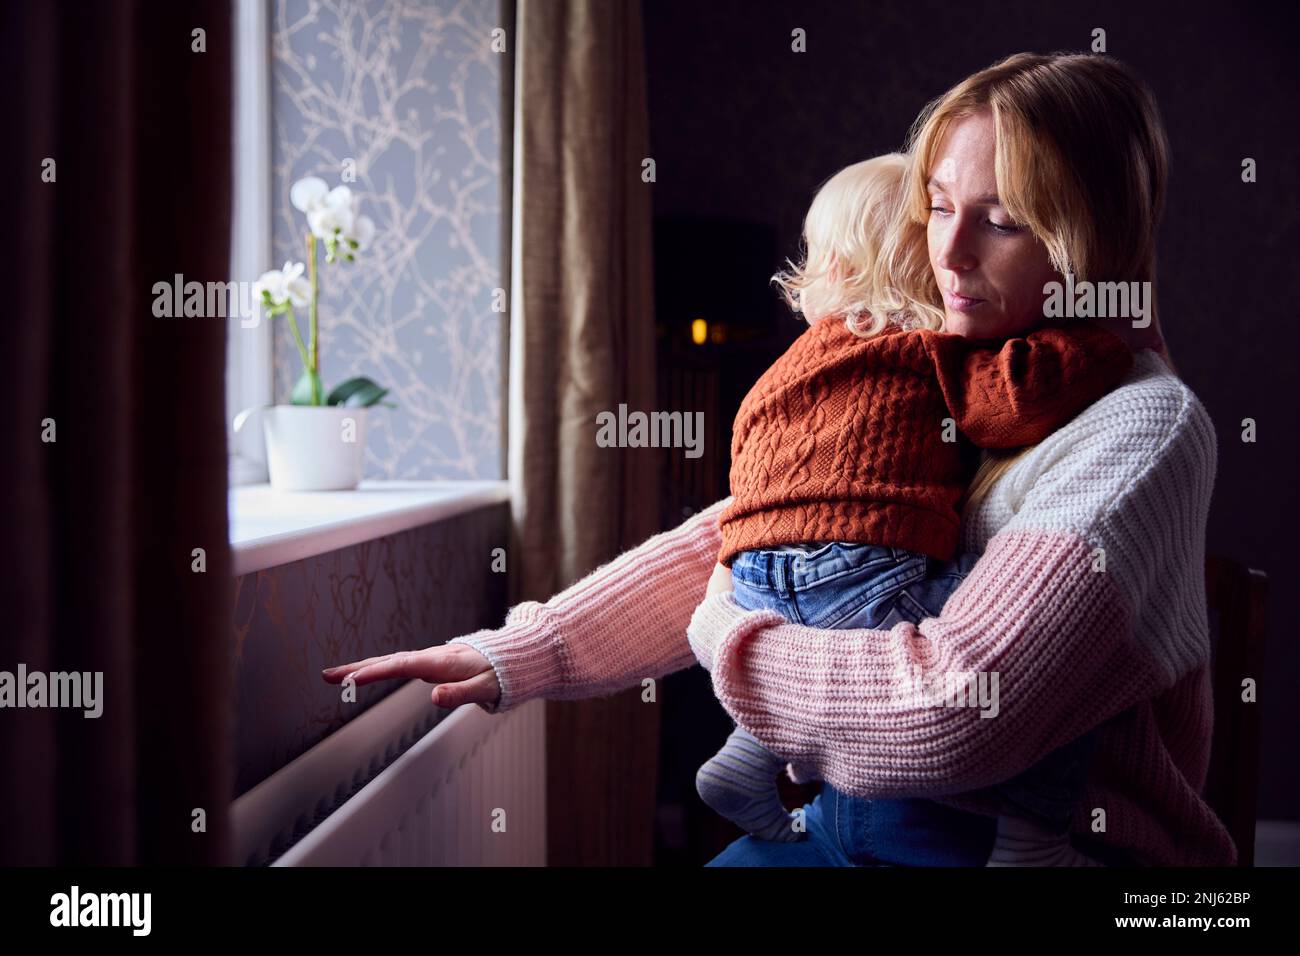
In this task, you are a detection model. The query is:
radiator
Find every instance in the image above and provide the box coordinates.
[231,681,546,866]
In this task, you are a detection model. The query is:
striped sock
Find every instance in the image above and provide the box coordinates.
[985,814,1105,866]
[696,726,805,843]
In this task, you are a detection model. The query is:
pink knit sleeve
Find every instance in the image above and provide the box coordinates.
[685,531,1160,800]
[446,497,731,714]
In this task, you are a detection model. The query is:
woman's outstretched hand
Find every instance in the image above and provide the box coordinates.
[321,642,501,710]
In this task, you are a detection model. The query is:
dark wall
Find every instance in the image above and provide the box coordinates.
[644,0,1300,822]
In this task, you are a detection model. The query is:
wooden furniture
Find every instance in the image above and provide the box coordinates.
[1203,554,1269,867]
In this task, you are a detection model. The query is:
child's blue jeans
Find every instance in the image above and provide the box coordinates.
[714,540,1101,863]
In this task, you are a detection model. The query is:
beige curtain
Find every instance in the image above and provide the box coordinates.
[508,0,662,864]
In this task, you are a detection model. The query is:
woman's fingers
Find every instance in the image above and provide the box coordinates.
[348,650,439,685]
[321,654,392,683]
[322,643,494,690]
[431,669,502,709]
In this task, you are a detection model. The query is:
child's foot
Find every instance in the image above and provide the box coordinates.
[986,842,1104,866]
[984,815,1104,866]
[696,737,805,843]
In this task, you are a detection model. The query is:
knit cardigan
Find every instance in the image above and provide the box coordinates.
[448,348,1234,866]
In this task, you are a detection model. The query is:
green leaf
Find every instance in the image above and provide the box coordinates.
[326,375,391,408]
[325,375,375,405]
[291,368,324,405]
[345,384,389,408]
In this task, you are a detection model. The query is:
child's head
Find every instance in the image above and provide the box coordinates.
[774,153,932,337]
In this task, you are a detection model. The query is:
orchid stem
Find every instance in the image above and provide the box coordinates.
[284,307,311,376]
[307,231,321,405]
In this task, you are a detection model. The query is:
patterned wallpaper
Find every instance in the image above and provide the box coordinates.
[270,0,503,479]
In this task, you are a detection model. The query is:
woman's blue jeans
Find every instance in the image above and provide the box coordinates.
[705,540,1097,867]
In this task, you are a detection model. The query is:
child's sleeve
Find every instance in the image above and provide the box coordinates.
[921,322,1133,448]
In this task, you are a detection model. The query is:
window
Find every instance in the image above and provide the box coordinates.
[226,0,505,488]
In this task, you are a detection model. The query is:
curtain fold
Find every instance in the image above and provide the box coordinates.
[0,0,234,865]
[509,0,662,864]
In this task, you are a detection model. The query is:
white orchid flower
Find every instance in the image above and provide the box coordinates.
[285,276,312,308]
[252,269,287,306]
[290,176,329,213]
[308,205,351,240]
[278,261,311,307]
[253,260,310,309]
[348,215,376,252]
[307,186,356,240]
[291,178,378,257]
[338,189,374,251]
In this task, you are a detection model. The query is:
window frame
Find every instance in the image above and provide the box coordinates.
[226,0,274,487]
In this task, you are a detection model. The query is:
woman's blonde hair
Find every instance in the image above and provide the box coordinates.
[897,51,1171,330]
[897,52,1173,516]
[773,153,938,337]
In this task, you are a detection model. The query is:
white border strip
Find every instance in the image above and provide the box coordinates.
[229,479,510,575]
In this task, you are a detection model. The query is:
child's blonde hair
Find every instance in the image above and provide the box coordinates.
[773,153,939,338]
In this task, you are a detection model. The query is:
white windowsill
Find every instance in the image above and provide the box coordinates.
[229,479,511,576]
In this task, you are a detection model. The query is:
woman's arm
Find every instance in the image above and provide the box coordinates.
[688,530,1149,799]
[444,497,732,713]
[686,362,1215,801]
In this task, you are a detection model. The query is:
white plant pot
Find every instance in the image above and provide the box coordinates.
[262,405,369,491]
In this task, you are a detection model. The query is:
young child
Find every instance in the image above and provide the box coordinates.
[694,154,1131,866]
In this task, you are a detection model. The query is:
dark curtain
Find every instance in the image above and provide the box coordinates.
[0,0,234,864]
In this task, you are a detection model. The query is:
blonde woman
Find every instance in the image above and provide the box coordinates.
[324,53,1228,867]
[693,152,1130,865]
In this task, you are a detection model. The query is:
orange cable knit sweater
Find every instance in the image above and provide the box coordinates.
[718,316,1134,566]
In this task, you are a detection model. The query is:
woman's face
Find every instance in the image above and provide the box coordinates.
[925,109,1059,338]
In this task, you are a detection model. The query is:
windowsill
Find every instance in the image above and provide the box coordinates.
[229,479,511,576]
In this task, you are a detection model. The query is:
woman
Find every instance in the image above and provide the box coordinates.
[322,52,1235,866]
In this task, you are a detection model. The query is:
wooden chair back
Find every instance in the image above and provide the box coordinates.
[1203,554,1268,867]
